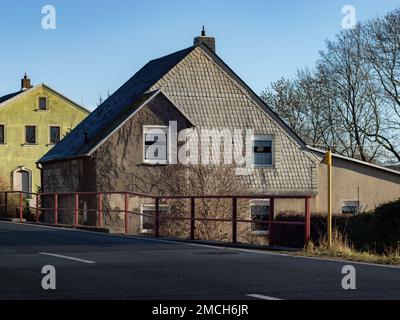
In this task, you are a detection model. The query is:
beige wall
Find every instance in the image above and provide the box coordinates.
[315,158,400,214]
[257,157,400,216]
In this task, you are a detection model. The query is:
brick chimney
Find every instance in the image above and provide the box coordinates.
[21,73,33,91]
[193,26,216,53]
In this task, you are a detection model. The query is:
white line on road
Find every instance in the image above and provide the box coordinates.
[3,221,399,270]
[38,252,95,264]
[246,294,283,300]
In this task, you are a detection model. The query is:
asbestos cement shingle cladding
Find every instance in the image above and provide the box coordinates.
[39,43,318,195]
[149,46,318,194]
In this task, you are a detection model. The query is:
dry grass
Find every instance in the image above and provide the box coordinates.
[300,229,400,265]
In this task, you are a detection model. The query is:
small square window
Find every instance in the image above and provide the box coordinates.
[253,135,273,166]
[250,199,270,232]
[342,201,359,214]
[25,126,36,144]
[0,125,5,144]
[50,126,61,144]
[140,204,168,233]
[143,126,168,164]
[38,97,47,110]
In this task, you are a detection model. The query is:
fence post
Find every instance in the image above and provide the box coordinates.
[155,197,160,237]
[124,192,129,234]
[190,197,195,240]
[232,197,237,244]
[269,197,275,246]
[305,197,311,245]
[19,192,23,222]
[54,193,58,225]
[74,193,79,226]
[98,193,103,227]
[54,193,58,224]
[35,194,40,222]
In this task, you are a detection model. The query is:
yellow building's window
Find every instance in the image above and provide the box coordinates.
[49,126,60,144]
[0,125,5,144]
[38,97,48,110]
[25,126,37,144]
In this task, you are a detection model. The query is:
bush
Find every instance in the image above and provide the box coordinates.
[0,179,18,218]
[346,199,400,253]
[274,198,400,253]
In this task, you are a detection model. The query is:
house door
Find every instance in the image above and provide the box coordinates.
[13,169,31,194]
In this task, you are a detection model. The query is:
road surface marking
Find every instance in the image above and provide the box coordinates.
[38,252,95,264]
[2,221,399,270]
[246,294,282,300]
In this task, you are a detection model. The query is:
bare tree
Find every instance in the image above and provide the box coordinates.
[359,9,400,162]
[261,8,400,164]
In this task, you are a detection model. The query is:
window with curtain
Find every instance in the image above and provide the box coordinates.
[253,135,273,166]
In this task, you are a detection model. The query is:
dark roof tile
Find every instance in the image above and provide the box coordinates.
[39,45,196,163]
[0,91,23,104]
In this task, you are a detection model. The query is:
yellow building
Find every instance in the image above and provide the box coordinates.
[0,74,89,194]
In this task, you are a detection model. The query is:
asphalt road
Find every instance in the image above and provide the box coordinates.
[0,221,399,300]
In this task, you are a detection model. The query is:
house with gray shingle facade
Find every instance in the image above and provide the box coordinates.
[37,31,400,235]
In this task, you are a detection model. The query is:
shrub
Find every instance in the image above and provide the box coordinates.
[274,198,400,253]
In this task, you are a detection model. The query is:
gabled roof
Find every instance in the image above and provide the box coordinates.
[38,46,197,163]
[0,84,90,114]
[0,90,23,104]
[38,42,307,164]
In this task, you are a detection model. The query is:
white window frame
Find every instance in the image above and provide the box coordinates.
[143,125,169,165]
[250,199,270,235]
[252,134,274,168]
[341,200,359,214]
[140,204,168,234]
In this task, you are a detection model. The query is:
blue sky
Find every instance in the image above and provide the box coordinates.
[0,0,398,110]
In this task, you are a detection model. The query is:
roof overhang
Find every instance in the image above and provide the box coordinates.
[307,145,400,176]
[38,89,195,164]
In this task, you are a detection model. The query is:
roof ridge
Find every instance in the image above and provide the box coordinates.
[146,45,196,64]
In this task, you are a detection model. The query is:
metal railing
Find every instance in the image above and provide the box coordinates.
[0,191,311,246]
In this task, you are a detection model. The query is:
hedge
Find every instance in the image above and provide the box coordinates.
[273,198,400,253]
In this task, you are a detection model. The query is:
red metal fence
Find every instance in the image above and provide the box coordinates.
[0,191,311,247]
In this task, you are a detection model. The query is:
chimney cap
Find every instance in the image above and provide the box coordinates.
[21,73,33,91]
[193,26,216,52]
